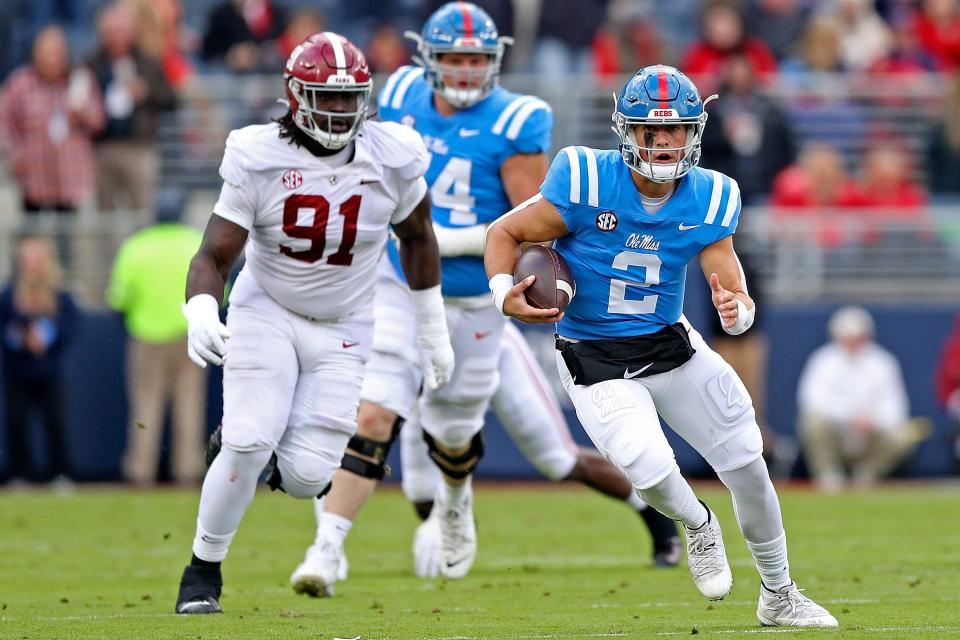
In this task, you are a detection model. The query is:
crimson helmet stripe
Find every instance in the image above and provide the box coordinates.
[323,31,347,77]
[657,68,669,109]
[460,1,474,38]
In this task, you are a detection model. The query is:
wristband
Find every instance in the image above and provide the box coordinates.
[722,299,755,336]
[488,273,514,315]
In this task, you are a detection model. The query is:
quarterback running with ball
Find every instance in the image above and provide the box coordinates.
[485,65,838,628]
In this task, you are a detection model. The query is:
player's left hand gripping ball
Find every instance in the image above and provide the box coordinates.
[182,294,231,368]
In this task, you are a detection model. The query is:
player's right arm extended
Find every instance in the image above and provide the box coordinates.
[182,214,248,368]
[484,194,569,323]
[393,194,455,389]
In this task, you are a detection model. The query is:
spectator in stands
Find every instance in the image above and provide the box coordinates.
[779,13,868,156]
[927,74,960,193]
[128,0,196,90]
[106,188,205,486]
[0,26,105,215]
[857,144,927,209]
[828,0,894,71]
[744,0,811,62]
[0,235,79,485]
[201,0,287,73]
[934,312,960,472]
[770,142,863,208]
[276,8,325,62]
[867,13,940,75]
[780,12,846,77]
[700,53,795,204]
[797,306,920,492]
[592,2,664,79]
[913,0,960,71]
[366,23,411,75]
[769,143,864,246]
[88,2,176,213]
[681,0,778,95]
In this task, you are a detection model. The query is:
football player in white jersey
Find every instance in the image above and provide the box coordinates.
[173,33,454,615]
[287,3,679,596]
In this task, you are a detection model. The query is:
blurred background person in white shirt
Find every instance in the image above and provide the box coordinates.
[797,305,922,492]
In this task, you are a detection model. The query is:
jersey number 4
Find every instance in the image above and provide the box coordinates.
[431,157,476,225]
[608,251,661,314]
[280,194,360,265]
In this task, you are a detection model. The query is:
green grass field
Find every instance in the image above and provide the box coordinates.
[1,482,957,639]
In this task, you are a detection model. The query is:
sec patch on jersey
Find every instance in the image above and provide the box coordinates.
[514,245,575,312]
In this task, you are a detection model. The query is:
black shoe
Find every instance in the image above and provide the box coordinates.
[639,507,681,568]
[205,425,223,468]
[175,564,223,614]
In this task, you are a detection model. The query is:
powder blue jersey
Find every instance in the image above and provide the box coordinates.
[378,65,553,296]
[542,147,741,340]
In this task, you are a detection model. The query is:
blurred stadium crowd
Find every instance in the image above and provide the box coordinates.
[0,0,959,486]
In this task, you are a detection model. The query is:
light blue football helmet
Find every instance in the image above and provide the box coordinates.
[405,2,513,108]
[612,65,718,183]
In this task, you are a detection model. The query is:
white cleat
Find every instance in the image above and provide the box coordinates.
[757,582,839,628]
[412,511,442,578]
[289,540,346,597]
[436,487,477,580]
[683,505,733,600]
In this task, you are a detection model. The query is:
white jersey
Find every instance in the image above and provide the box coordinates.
[212,120,429,320]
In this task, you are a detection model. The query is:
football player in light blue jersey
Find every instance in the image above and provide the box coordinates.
[292,3,678,592]
[486,65,838,628]
[373,1,547,580]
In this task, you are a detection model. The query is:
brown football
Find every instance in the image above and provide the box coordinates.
[513,245,575,313]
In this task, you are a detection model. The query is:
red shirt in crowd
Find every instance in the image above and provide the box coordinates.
[0,67,106,207]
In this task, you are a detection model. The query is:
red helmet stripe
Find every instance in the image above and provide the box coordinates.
[657,68,669,109]
[460,1,474,38]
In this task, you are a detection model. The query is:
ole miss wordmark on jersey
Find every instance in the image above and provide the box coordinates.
[212,120,428,321]
[541,146,742,340]
[378,65,553,296]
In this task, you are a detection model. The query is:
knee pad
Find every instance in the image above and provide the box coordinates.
[422,430,484,480]
[274,456,336,499]
[340,417,404,481]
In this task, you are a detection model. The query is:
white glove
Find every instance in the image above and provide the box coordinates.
[182,293,230,368]
[410,285,455,390]
[412,512,441,578]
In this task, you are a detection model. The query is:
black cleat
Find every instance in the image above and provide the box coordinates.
[640,506,682,568]
[175,564,223,614]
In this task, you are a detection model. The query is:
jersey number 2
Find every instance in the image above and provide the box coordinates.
[607,251,661,314]
[280,194,360,265]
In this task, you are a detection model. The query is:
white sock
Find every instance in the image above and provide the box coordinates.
[318,512,353,547]
[627,490,648,511]
[192,448,270,561]
[192,521,236,562]
[746,533,791,591]
[441,475,472,504]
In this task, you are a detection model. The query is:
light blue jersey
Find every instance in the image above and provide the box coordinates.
[542,147,741,340]
[378,65,553,296]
